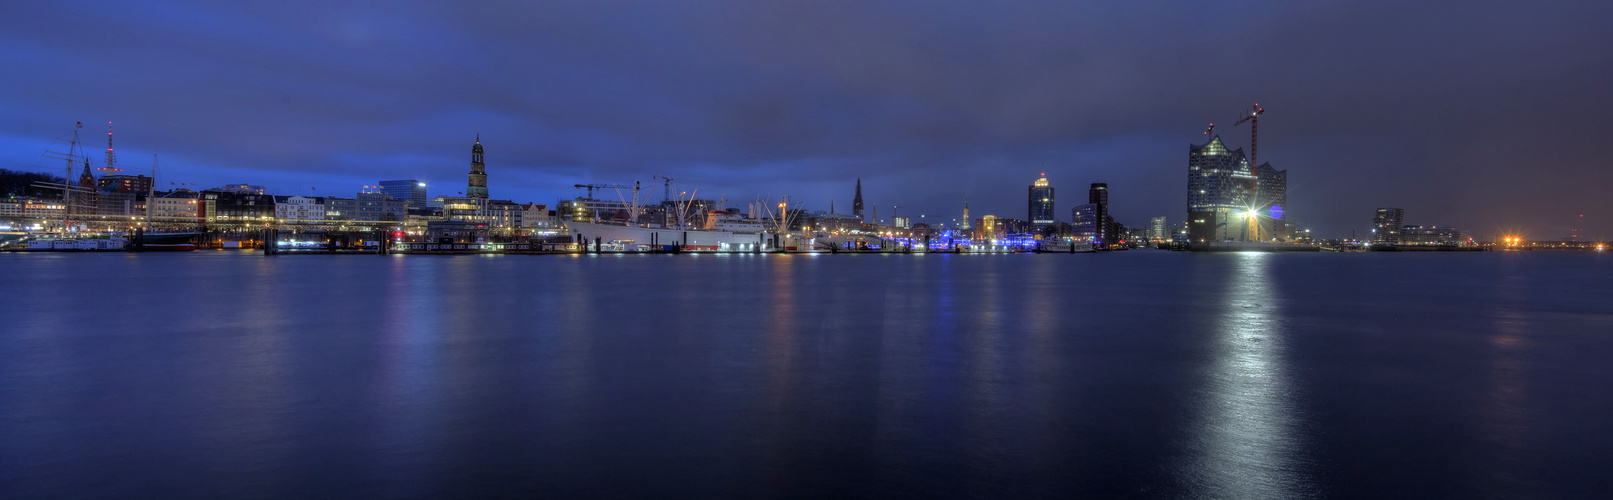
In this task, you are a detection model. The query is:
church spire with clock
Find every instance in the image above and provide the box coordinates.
[467,134,488,199]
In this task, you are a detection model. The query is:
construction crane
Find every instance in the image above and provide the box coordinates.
[1203,123,1215,136]
[652,175,674,202]
[1234,103,1267,241]
[574,183,630,199]
[1233,103,1265,169]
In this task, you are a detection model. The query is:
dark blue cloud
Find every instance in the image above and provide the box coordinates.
[2,0,1610,238]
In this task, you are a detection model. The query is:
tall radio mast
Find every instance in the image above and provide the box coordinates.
[100,121,121,175]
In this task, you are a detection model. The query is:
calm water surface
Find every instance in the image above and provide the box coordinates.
[2,251,1611,498]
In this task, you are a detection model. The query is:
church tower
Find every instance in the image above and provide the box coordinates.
[467,135,488,199]
[852,178,864,219]
[78,159,96,189]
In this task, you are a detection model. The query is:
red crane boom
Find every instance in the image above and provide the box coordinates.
[1233,103,1265,170]
[1234,103,1267,241]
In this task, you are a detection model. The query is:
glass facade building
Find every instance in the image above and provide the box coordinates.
[1187,136,1287,243]
[1072,203,1098,242]
[1028,174,1055,226]
[379,180,428,209]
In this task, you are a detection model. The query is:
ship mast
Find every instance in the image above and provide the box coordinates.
[40,122,86,232]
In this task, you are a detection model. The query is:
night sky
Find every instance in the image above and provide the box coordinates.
[2,1,1609,239]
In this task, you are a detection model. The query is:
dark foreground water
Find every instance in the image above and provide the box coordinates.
[2,251,1611,498]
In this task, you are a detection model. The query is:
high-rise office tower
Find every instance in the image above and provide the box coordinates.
[1373,208,1405,244]
[1150,216,1167,242]
[1028,173,1055,226]
[1088,183,1116,247]
[380,180,429,209]
[467,135,488,199]
[1073,203,1098,242]
[959,199,971,230]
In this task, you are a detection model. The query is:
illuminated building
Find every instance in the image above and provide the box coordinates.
[1150,216,1167,242]
[211,184,266,195]
[814,211,866,233]
[486,200,526,232]
[1072,204,1097,242]
[325,192,406,222]
[997,217,1031,236]
[1028,173,1055,227]
[557,198,630,222]
[467,135,488,199]
[959,199,971,230]
[98,174,153,194]
[148,192,201,227]
[273,195,326,224]
[1401,225,1468,246]
[0,197,67,221]
[1186,135,1253,242]
[1372,208,1404,244]
[379,180,429,209]
[433,136,541,236]
[1077,183,1119,248]
[201,189,275,227]
[519,204,562,235]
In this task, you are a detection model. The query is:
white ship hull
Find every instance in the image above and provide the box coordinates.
[21,236,128,251]
[567,221,774,252]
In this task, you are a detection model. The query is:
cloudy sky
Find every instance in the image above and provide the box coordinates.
[2,0,1609,238]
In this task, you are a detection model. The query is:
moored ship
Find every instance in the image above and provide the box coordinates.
[134,231,199,251]
[567,209,776,252]
[21,234,129,251]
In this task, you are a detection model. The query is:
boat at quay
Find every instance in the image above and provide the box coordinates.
[566,215,777,252]
[19,234,129,251]
[5,231,199,252]
[132,231,200,251]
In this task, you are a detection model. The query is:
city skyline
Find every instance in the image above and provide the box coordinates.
[2,1,1610,239]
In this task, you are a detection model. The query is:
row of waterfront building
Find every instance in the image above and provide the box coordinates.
[1,136,561,239]
[2,133,1258,247]
[1370,208,1475,246]
[13,126,1512,249]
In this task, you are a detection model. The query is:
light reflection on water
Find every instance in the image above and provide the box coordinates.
[1,251,1611,498]
[1184,253,1313,498]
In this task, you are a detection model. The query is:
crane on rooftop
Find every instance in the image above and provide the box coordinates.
[574,183,630,199]
[652,175,674,202]
[1234,103,1265,170]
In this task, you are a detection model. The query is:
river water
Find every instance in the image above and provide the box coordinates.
[2,251,1610,498]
